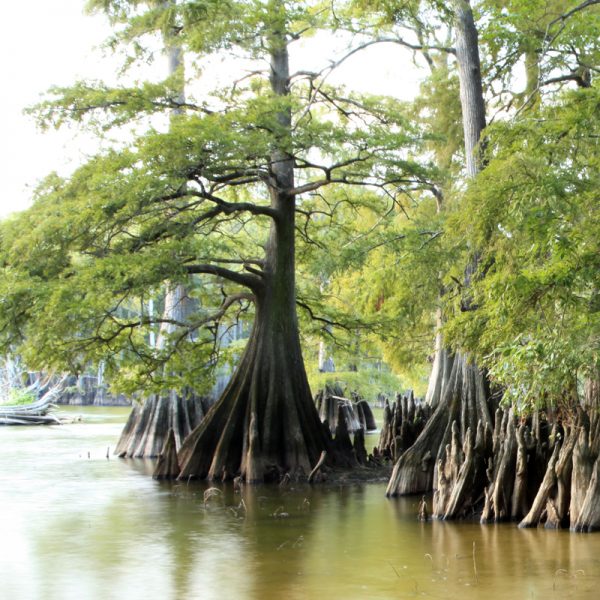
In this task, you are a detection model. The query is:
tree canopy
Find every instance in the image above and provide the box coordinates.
[0,0,434,395]
[0,0,598,421]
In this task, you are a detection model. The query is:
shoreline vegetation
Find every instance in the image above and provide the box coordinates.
[0,0,598,542]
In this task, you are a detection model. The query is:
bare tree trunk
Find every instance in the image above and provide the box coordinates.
[175,8,346,482]
[387,1,493,509]
[453,0,486,178]
[117,20,208,461]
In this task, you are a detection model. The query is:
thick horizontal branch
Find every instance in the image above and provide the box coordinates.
[185,263,262,290]
[188,189,277,219]
[541,73,592,88]
[296,300,351,331]
[196,257,265,267]
[200,166,269,186]
[549,0,600,26]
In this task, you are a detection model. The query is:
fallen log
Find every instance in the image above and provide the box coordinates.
[0,380,65,426]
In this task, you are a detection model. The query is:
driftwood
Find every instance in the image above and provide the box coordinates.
[0,380,65,426]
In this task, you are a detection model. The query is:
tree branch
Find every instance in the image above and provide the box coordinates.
[296,300,351,330]
[548,0,600,27]
[185,263,262,290]
[188,189,277,219]
[187,293,255,332]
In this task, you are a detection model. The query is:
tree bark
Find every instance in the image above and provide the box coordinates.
[176,286,330,481]
[153,428,181,479]
[387,354,491,496]
[115,390,207,458]
[115,24,207,459]
[386,0,492,512]
[174,11,335,482]
[518,441,560,528]
[453,0,487,177]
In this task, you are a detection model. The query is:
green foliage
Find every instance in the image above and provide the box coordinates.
[6,0,599,411]
[307,368,407,402]
[0,0,434,397]
[446,84,600,407]
[480,0,600,90]
[2,388,37,407]
[335,0,600,410]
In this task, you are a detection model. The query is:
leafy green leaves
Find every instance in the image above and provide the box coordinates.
[447,85,600,408]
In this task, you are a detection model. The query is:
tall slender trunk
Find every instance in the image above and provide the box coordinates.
[454,0,486,178]
[116,18,207,459]
[387,0,493,506]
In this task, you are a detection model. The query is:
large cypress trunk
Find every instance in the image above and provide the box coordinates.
[386,1,493,509]
[176,283,329,482]
[386,354,492,497]
[176,189,329,481]
[171,14,331,483]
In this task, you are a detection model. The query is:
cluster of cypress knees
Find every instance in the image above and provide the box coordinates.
[115,375,600,532]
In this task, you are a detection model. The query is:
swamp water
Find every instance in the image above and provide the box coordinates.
[1,406,600,600]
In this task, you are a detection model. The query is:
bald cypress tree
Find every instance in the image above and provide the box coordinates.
[0,0,430,482]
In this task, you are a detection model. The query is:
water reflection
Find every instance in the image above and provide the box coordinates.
[2,407,600,599]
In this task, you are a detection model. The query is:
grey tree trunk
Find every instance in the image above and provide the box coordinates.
[453,0,486,178]
[175,10,339,483]
[387,0,492,505]
[117,14,208,460]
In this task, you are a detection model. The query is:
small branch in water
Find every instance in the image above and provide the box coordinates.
[418,496,428,521]
[308,450,327,483]
[271,506,289,518]
[387,560,401,578]
[472,541,478,584]
[424,553,434,571]
[203,487,222,506]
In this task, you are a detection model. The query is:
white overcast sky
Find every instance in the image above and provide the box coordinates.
[0,1,423,218]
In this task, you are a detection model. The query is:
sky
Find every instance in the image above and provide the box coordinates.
[0,1,113,217]
[0,1,424,218]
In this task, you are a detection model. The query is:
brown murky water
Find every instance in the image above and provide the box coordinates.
[1,406,600,599]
